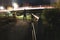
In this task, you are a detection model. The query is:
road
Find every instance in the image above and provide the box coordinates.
[0,19,32,40]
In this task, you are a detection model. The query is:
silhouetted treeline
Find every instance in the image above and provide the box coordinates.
[44,8,60,40]
[36,8,60,40]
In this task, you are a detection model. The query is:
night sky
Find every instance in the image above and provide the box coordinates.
[0,0,54,6]
[17,0,50,5]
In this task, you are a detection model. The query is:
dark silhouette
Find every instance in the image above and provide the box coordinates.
[44,9,60,40]
[23,10,27,20]
[37,17,43,40]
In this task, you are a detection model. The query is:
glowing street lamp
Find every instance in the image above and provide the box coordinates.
[12,2,19,9]
[0,6,4,10]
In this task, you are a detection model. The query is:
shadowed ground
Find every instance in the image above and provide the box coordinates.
[0,19,32,40]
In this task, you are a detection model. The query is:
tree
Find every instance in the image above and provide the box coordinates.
[52,0,60,8]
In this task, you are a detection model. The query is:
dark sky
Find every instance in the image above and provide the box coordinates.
[17,0,50,5]
[0,0,11,6]
[0,0,51,6]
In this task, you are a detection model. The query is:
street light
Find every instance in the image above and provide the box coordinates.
[12,2,19,9]
[0,6,4,10]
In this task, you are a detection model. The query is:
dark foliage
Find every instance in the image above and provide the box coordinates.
[44,8,60,40]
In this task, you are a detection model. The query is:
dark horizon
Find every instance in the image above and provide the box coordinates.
[0,0,53,7]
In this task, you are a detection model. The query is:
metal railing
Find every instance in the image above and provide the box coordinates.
[31,14,39,40]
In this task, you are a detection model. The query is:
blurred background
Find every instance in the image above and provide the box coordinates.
[0,0,60,40]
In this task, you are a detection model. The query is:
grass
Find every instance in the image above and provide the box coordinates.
[16,15,31,20]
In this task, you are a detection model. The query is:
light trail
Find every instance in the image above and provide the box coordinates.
[0,6,55,12]
[8,6,54,11]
